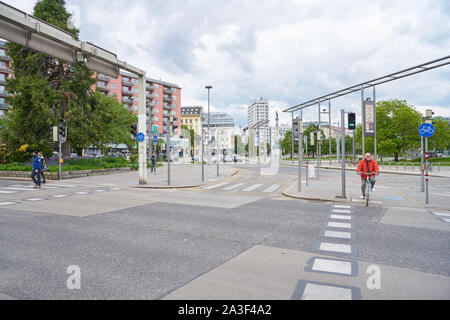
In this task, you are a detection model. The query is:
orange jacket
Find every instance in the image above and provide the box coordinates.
[357,159,379,179]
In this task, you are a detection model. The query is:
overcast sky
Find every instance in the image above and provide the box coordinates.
[5,0,450,126]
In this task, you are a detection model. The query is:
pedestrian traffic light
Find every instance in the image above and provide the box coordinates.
[131,124,137,137]
[348,113,356,130]
[59,119,66,141]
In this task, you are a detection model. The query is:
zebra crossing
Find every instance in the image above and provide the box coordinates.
[292,203,361,300]
[202,181,283,194]
[0,183,123,207]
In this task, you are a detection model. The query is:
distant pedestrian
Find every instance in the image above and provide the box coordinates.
[38,151,47,184]
[151,151,157,173]
[31,151,43,188]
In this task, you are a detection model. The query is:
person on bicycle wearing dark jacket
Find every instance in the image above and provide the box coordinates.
[357,153,379,199]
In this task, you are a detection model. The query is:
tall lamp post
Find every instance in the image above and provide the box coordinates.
[205,85,212,165]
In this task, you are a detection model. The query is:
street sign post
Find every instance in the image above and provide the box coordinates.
[153,136,158,143]
[137,132,145,142]
[419,123,435,204]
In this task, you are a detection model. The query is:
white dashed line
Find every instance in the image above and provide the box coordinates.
[241,184,264,192]
[442,218,450,223]
[0,202,15,206]
[432,212,450,217]
[332,209,352,214]
[25,198,45,202]
[203,183,229,190]
[334,205,351,209]
[51,195,69,198]
[319,242,352,254]
[74,192,89,195]
[330,214,352,220]
[311,258,352,275]
[327,221,352,229]
[262,184,282,193]
[0,190,16,194]
[301,283,352,300]
[324,230,352,239]
[223,183,246,191]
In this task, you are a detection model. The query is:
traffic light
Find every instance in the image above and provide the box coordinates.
[131,124,137,137]
[348,113,356,130]
[59,119,66,141]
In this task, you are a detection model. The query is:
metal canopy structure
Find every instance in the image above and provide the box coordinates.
[283,55,450,113]
[0,1,148,184]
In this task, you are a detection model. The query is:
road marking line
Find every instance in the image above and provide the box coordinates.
[432,212,450,217]
[334,205,351,209]
[109,188,122,191]
[328,221,352,229]
[241,183,264,192]
[203,183,229,190]
[222,183,246,191]
[262,184,282,193]
[319,242,352,254]
[94,189,107,192]
[75,192,89,195]
[0,190,17,194]
[5,187,37,191]
[25,198,45,201]
[301,283,352,300]
[330,214,352,220]
[352,199,383,204]
[442,218,450,223]
[312,258,352,275]
[332,209,352,214]
[51,195,69,198]
[324,230,352,239]
[0,202,15,206]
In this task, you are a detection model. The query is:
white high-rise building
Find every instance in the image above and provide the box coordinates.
[247,98,269,148]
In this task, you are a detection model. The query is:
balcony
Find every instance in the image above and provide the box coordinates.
[163,103,173,110]
[97,85,109,92]
[0,55,11,61]
[97,74,110,82]
[122,97,133,104]
[170,111,177,116]
[0,78,6,85]
[0,103,11,110]
[122,78,134,86]
[163,95,173,102]
[163,87,172,95]
[122,88,133,96]
[146,84,154,91]
[152,109,159,115]
[146,92,154,99]
[0,66,11,73]
[0,90,8,97]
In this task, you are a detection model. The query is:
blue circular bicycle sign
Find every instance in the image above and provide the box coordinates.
[418,123,435,138]
[136,132,145,142]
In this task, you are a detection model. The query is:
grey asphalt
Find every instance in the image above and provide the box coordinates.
[0,164,449,299]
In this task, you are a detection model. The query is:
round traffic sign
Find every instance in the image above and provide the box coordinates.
[137,132,145,142]
[418,123,435,138]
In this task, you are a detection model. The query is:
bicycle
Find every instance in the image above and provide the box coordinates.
[358,171,377,207]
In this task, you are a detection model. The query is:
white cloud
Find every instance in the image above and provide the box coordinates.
[3,0,450,127]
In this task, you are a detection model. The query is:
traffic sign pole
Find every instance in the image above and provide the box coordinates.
[425,138,429,204]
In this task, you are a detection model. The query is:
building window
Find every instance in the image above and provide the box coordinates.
[154,84,159,89]
[173,96,177,100]
[0,49,5,56]
[133,79,138,84]
[155,117,159,121]
[0,73,5,80]
[134,87,139,93]
[0,97,4,104]
[190,119,192,124]
[0,61,6,68]
[110,83,116,89]
[155,100,159,105]
[154,92,159,97]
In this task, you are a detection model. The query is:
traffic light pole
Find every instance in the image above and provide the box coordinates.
[58,137,62,180]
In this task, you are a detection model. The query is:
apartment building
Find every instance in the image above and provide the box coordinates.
[0,41,12,117]
[93,71,182,137]
[247,97,269,146]
[181,106,202,156]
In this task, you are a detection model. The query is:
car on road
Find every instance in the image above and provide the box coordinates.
[224,155,233,163]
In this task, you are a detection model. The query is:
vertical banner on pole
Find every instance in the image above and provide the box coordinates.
[364,98,375,137]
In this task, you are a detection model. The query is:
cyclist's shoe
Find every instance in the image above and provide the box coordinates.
[360,195,365,199]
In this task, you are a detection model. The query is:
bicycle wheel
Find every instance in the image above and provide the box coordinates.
[365,182,370,207]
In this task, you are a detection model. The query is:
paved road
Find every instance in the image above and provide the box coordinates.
[0,164,449,300]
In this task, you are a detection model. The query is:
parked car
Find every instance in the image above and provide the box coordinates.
[224,155,233,163]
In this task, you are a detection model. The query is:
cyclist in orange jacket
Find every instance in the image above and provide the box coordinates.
[357,153,380,199]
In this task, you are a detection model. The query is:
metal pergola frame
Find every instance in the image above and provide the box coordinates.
[283,55,450,113]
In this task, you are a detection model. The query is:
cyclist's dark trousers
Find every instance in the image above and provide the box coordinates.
[151,162,156,172]
[40,170,46,183]
[31,169,41,186]
[361,177,375,196]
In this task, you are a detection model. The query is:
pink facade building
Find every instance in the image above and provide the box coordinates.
[0,41,12,117]
[93,71,181,136]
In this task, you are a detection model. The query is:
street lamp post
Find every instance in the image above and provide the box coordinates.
[205,85,212,166]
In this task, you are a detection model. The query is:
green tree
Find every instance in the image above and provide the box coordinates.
[428,118,450,151]
[356,99,422,161]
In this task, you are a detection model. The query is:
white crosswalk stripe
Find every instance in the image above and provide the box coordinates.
[203,183,229,190]
[223,183,246,191]
[241,183,264,192]
[262,184,282,193]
